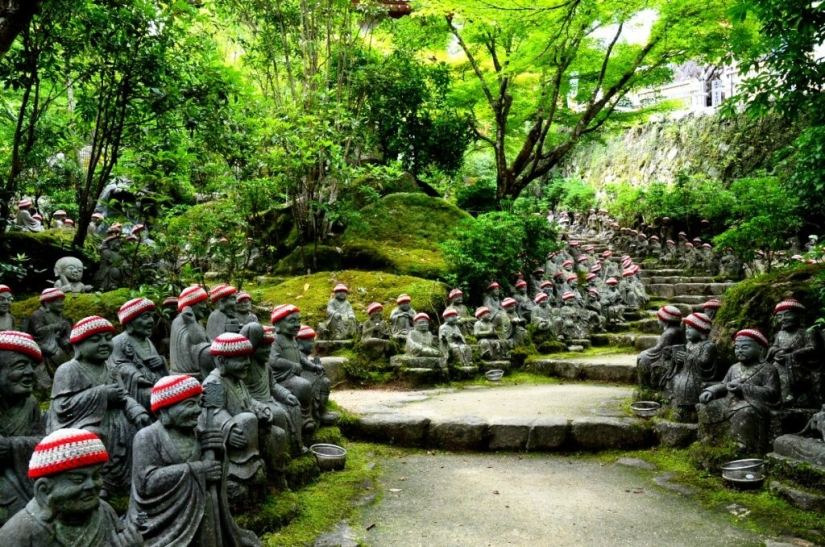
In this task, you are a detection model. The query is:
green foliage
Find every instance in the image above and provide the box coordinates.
[441,211,558,303]
[545,177,597,214]
[10,288,132,325]
[455,179,498,216]
[781,126,825,227]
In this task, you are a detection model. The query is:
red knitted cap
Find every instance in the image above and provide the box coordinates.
[70,316,115,344]
[271,304,300,324]
[0,331,42,361]
[29,429,109,479]
[118,297,156,325]
[151,375,202,413]
[210,333,254,356]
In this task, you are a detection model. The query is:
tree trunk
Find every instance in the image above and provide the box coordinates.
[0,0,44,60]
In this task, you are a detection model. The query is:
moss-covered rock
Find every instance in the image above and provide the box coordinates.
[10,288,133,326]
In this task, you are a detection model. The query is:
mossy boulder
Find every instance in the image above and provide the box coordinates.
[3,230,98,293]
[341,193,471,279]
[10,288,134,327]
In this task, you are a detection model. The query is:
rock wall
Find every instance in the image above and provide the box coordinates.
[560,113,799,188]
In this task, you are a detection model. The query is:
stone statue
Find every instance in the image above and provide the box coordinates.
[359,302,391,354]
[438,309,473,367]
[236,292,259,326]
[602,278,625,324]
[26,288,72,390]
[530,293,558,336]
[805,235,819,254]
[92,245,122,291]
[473,307,507,360]
[0,429,143,546]
[698,329,781,454]
[206,285,241,341]
[202,334,282,501]
[169,286,214,381]
[14,200,42,233]
[482,282,502,320]
[513,280,535,322]
[498,298,527,347]
[0,332,45,526]
[404,313,446,370]
[559,292,589,341]
[110,298,168,413]
[318,284,357,340]
[767,299,822,407]
[664,313,717,422]
[48,316,151,495]
[389,294,416,343]
[268,304,326,436]
[797,404,825,441]
[637,306,685,392]
[446,289,475,335]
[53,257,93,294]
[0,285,14,331]
[295,326,335,427]
[702,299,721,321]
[88,212,105,236]
[128,375,260,546]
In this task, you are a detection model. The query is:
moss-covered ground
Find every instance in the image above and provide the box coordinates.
[10,288,133,325]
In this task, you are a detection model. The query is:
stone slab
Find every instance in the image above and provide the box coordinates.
[634,334,660,351]
[427,416,488,451]
[528,353,637,384]
[487,417,532,451]
[769,480,825,512]
[349,414,431,447]
[773,434,825,468]
[654,420,699,448]
[527,417,569,451]
[320,356,347,385]
[570,417,654,450]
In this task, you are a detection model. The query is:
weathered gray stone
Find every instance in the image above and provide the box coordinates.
[653,472,697,495]
[353,414,430,447]
[634,334,660,351]
[527,417,569,451]
[389,355,443,370]
[427,416,488,451]
[654,420,698,448]
[314,520,359,547]
[769,481,825,512]
[616,457,657,470]
[487,418,531,451]
[320,356,347,385]
[570,417,653,450]
[772,435,825,468]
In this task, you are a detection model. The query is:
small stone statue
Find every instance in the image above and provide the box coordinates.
[438,309,473,367]
[129,375,260,546]
[296,326,336,427]
[483,282,502,320]
[404,313,447,370]
[513,280,535,322]
[530,293,558,335]
[702,299,721,321]
[359,302,391,354]
[319,284,357,340]
[498,298,527,347]
[473,307,507,360]
[48,316,151,495]
[169,286,214,381]
[0,285,15,331]
[559,292,589,341]
[0,429,143,545]
[797,404,825,441]
[110,298,169,413]
[602,278,625,324]
[767,299,822,407]
[236,292,259,326]
[0,332,45,526]
[53,256,93,293]
[389,294,416,343]
[698,329,781,454]
[446,289,475,335]
[664,313,717,423]
[637,306,685,392]
[26,288,72,390]
[92,245,122,291]
[14,199,42,233]
[206,284,241,340]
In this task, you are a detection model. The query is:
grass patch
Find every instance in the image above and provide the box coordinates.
[446,371,563,389]
[11,288,133,326]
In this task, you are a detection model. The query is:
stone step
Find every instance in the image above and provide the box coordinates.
[527,353,637,384]
[634,334,660,351]
[646,282,733,298]
[591,333,639,348]
[668,295,712,305]
[639,269,685,277]
[643,276,716,285]
[634,318,662,334]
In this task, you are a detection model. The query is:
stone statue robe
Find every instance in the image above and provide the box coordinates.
[128,422,259,547]
[110,332,169,412]
[637,325,685,391]
[206,310,240,341]
[405,330,441,358]
[0,498,136,546]
[361,317,390,341]
[667,340,717,410]
[473,320,506,360]
[323,299,357,339]
[269,336,321,429]
[559,306,589,340]
[27,308,72,386]
[0,397,43,526]
[246,358,302,457]
[237,312,259,326]
[170,315,213,381]
[437,323,472,366]
[389,306,416,340]
[48,360,146,492]
[531,305,556,334]
[482,294,502,319]
[768,328,822,407]
[514,293,535,322]
[0,313,14,331]
[14,210,42,233]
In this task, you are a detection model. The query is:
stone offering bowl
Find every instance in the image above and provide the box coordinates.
[630,401,660,418]
[721,459,765,490]
[310,443,347,472]
[485,369,504,382]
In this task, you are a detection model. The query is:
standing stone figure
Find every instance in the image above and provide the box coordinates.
[767,299,822,407]
[110,298,168,413]
[698,329,781,454]
[665,313,717,423]
[53,257,93,293]
[483,282,502,321]
[359,302,391,354]
[27,288,72,390]
[170,286,214,381]
[92,245,122,291]
[296,326,335,427]
[637,306,685,392]
[0,332,45,526]
[0,429,143,545]
[498,298,527,348]
[206,285,241,340]
[236,292,259,326]
[0,286,14,331]
[513,280,535,322]
[531,293,557,336]
[438,309,473,367]
[14,200,42,233]
[446,289,475,335]
[49,316,151,495]
[129,375,260,546]
[319,284,357,340]
[389,294,416,344]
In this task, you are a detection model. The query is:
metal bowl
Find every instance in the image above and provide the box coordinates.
[309,443,347,472]
[630,401,661,418]
[721,459,765,489]
[485,369,504,382]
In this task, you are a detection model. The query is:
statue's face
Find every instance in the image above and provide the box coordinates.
[46,299,65,314]
[297,337,314,354]
[517,287,527,295]
[414,320,429,332]
[126,311,154,339]
[0,351,35,397]
[220,355,250,380]
[254,343,270,363]
[445,315,457,325]
[399,302,410,312]
[369,311,382,321]
[734,338,763,364]
[539,301,548,309]
[0,293,11,314]
[65,263,84,282]
[452,296,463,305]
[277,312,301,337]
[490,288,499,297]
[76,332,114,363]
[480,314,491,323]
[685,325,705,343]
[164,396,201,430]
[334,291,348,301]
[543,288,553,297]
[236,300,252,315]
[190,300,209,321]
[41,464,104,518]
[217,295,237,314]
[564,299,574,307]
[777,310,800,330]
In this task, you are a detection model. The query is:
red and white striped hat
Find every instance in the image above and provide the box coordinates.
[210,333,253,357]
[534,292,549,304]
[638,233,647,239]
[650,235,659,241]
[562,260,574,268]
[569,241,579,247]
[297,325,316,339]
[553,271,565,279]
[118,297,156,325]
[562,291,576,301]
[70,316,115,344]
[577,256,589,263]
[602,251,612,258]
[590,264,602,272]
[702,299,722,310]
[684,312,712,333]
[271,304,300,324]
[656,305,682,323]
[585,273,597,282]
[487,281,500,290]
[442,308,458,318]
[631,265,641,274]
[64,219,74,226]
[515,279,527,289]
[0,331,42,361]
[501,297,516,309]
[32,214,42,221]
[28,429,109,479]
[533,267,545,274]
[125,235,139,243]
[237,291,251,303]
[54,210,67,217]
[474,306,491,319]
[774,299,805,314]
[540,280,553,289]
[178,286,208,311]
[666,239,675,245]
[622,269,635,278]
[262,326,276,344]
[366,302,384,315]
[685,242,694,248]
[588,288,600,297]
[702,243,711,249]
[91,213,104,221]
[448,289,463,301]
[162,296,179,308]
[333,283,349,293]
[584,245,594,252]
[606,277,619,285]
[209,284,237,303]
[132,224,145,233]
[566,274,578,283]
[413,312,430,322]
[18,199,31,209]
[396,294,411,304]
[735,328,769,348]
[0,284,10,295]
[150,374,202,413]
[40,288,65,303]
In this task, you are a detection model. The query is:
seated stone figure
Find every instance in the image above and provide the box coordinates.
[206,284,241,340]
[698,329,781,454]
[268,304,326,436]
[767,299,822,407]
[14,200,43,233]
[129,375,260,547]
[0,429,143,545]
[110,298,168,413]
[92,245,122,291]
[49,316,151,495]
[474,307,508,360]
[0,332,45,526]
[170,286,214,381]
[702,299,721,321]
[483,282,502,321]
[0,286,15,331]
[389,294,416,344]
[360,302,391,353]
[53,256,93,293]
[318,284,357,340]
[637,306,685,392]
[404,313,447,370]
[513,280,535,322]
[203,334,283,501]
[446,289,475,335]
[295,326,336,426]
[531,293,558,336]
[438,309,473,367]
[559,292,589,341]
[498,298,527,347]
[236,292,259,326]
[27,288,73,390]
[664,313,717,423]
[620,269,640,311]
